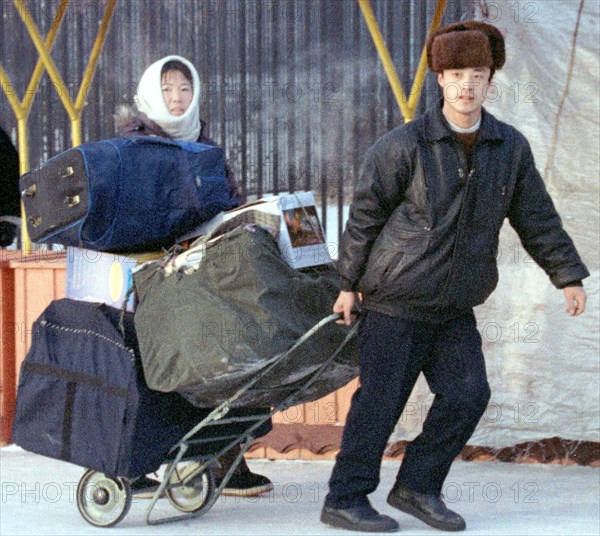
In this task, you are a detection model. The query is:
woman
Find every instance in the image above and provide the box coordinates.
[115,55,243,206]
[118,56,270,497]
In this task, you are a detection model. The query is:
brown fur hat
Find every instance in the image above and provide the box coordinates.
[426,21,506,73]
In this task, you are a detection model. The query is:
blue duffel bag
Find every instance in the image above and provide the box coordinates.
[12,298,271,479]
[20,135,235,252]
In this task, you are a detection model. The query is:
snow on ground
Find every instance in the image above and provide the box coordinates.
[1,445,598,536]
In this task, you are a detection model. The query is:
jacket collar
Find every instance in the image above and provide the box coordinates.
[423,99,503,143]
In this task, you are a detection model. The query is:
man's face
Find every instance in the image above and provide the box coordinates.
[437,67,492,116]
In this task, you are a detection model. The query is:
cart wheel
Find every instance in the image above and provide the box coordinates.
[165,461,215,514]
[76,469,132,527]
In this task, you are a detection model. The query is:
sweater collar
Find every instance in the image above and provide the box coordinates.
[424,98,503,143]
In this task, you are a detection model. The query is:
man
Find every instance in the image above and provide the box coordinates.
[320,21,588,533]
[0,125,20,247]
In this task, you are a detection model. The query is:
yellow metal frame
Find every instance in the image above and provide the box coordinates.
[0,0,116,252]
[358,0,447,122]
[2,0,443,250]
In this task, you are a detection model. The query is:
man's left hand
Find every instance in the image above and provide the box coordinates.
[563,286,587,316]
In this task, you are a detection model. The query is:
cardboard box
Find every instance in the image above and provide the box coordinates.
[65,247,162,311]
[181,191,331,270]
[277,192,332,269]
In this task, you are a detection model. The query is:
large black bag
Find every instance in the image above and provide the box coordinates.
[12,299,267,479]
[133,225,359,407]
[19,135,234,252]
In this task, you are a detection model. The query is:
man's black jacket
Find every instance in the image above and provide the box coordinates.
[337,102,589,322]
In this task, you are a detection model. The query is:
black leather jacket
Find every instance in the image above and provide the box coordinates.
[338,101,589,322]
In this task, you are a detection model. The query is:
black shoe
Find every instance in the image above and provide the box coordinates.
[220,470,274,497]
[321,504,399,533]
[130,475,162,499]
[387,484,466,531]
[214,449,274,497]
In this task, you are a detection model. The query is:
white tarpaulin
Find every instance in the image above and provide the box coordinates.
[392,0,600,448]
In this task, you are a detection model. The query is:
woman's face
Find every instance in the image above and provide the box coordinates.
[161,69,193,116]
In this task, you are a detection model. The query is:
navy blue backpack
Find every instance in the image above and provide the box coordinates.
[20,135,235,252]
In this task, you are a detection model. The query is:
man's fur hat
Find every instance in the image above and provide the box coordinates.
[426,21,505,73]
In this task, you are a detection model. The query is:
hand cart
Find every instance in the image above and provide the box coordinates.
[75,313,358,527]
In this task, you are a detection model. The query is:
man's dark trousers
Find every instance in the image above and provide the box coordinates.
[325,310,491,509]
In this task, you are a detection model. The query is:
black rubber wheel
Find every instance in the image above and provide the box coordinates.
[165,461,215,514]
[76,469,132,527]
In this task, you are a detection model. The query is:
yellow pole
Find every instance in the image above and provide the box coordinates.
[359,0,447,122]
[407,0,447,113]
[358,0,411,120]
[15,121,29,178]
[0,0,69,252]
[13,0,77,121]
[16,119,30,251]
[72,0,117,146]
[0,0,68,141]
[5,0,117,248]
[15,0,116,147]
[74,0,117,113]
[0,66,24,121]
[21,0,69,112]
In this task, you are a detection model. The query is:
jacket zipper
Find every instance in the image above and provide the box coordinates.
[436,161,475,310]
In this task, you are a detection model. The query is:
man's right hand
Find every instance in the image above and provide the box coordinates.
[333,290,357,325]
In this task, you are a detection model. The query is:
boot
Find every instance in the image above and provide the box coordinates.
[214,446,273,497]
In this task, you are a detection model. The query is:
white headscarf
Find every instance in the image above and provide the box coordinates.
[135,55,201,142]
